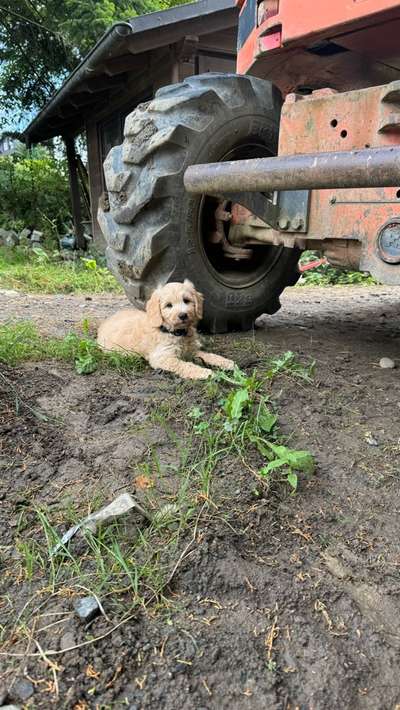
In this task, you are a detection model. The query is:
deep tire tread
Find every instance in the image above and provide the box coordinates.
[98,73,300,331]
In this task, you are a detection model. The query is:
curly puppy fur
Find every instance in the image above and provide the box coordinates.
[97,279,235,379]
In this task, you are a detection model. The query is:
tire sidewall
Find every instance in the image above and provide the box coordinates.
[172,112,296,326]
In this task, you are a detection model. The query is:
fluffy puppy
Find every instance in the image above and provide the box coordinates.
[97,279,235,379]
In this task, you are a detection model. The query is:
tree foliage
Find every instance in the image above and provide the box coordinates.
[0,0,189,123]
[0,145,71,237]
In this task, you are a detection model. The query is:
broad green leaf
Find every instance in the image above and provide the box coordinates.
[224,387,249,420]
[284,449,315,474]
[265,442,315,474]
[287,471,298,490]
[262,457,287,474]
[265,442,288,458]
[258,411,277,434]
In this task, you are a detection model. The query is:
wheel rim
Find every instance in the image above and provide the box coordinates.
[197,140,283,290]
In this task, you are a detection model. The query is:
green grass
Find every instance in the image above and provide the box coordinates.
[15,504,179,616]
[188,365,315,496]
[298,250,376,287]
[0,245,122,294]
[0,321,144,374]
[9,352,316,634]
[13,356,315,619]
[1,245,379,295]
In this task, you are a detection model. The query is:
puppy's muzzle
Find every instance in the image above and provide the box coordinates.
[179,313,188,321]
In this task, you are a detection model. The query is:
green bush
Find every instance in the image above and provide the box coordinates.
[0,145,71,240]
[0,245,122,294]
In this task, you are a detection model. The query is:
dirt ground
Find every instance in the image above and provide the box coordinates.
[1,284,400,710]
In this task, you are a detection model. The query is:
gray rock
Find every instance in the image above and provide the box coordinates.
[1,705,21,710]
[18,228,31,240]
[18,228,31,247]
[366,435,379,447]
[19,229,30,244]
[0,228,9,245]
[74,596,100,622]
[59,631,76,650]
[379,357,395,369]
[11,678,34,702]
[7,232,19,247]
[2,230,18,248]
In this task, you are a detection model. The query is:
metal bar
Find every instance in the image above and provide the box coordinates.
[215,191,278,226]
[184,146,400,194]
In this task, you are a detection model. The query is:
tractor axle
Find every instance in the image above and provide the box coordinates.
[184,146,400,194]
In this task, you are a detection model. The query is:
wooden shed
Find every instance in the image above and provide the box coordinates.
[24,0,238,249]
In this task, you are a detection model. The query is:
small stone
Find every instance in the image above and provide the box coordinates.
[1,705,22,710]
[11,678,34,702]
[4,231,19,248]
[379,357,395,369]
[74,596,100,622]
[0,229,18,247]
[366,434,379,447]
[60,631,76,650]
[19,228,31,240]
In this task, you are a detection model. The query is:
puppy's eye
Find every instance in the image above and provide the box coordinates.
[183,298,191,305]
[165,303,172,309]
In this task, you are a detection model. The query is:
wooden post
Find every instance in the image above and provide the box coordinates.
[64,134,86,250]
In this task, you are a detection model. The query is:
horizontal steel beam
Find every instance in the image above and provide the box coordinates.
[184,146,400,194]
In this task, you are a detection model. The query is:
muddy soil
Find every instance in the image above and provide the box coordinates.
[1,285,400,710]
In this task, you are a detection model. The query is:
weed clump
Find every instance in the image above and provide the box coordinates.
[189,363,315,495]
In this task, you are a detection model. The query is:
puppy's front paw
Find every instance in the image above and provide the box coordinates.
[212,355,235,370]
[219,358,235,370]
[191,367,213,380]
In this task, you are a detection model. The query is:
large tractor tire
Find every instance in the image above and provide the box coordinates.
[98,73,300,332]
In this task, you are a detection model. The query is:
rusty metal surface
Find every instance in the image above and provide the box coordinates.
[210,189,310,234]
[264,0,400,47]
[185,79,400,282]
[277,81,400,284]
[237,0,400,94]
[184,145,400,193]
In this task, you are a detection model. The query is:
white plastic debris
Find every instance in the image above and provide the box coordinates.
[30,229,43,243]
[379,357,395,369]
[50,493,152,556]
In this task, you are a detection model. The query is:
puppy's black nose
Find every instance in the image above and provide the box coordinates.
[179,312,188,321]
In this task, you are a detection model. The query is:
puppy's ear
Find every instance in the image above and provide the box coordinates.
[193,289,204,320]
[146,289,163,327]
[184,278,203,320]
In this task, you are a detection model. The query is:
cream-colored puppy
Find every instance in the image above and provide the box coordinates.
[97,280,235,379]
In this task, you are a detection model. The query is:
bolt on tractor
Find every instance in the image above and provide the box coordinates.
[99,0,400,332]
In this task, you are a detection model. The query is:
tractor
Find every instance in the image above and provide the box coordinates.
[98,0,400,332]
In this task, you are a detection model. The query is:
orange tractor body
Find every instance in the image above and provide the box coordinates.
[185,1,400,283]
